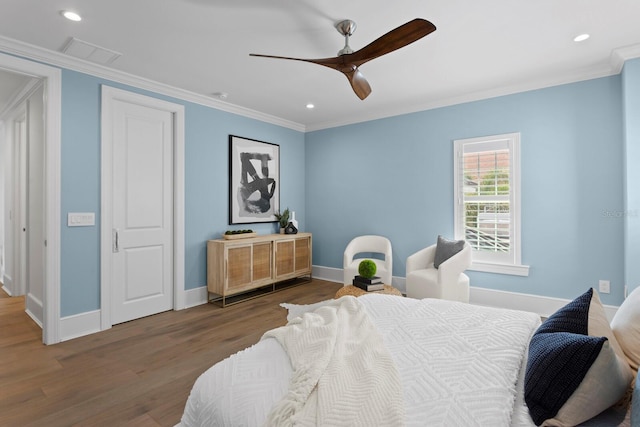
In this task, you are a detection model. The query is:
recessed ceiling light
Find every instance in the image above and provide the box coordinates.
[61,10,82,21]
[574,33,590,42]
[212,92,228,100]
[306,103,315,109]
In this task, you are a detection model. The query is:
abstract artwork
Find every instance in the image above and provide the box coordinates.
[229,135,280,224]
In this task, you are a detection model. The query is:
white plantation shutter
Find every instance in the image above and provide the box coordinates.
[454,133,528,276]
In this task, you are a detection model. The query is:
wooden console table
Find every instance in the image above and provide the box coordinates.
[207,233,312,306]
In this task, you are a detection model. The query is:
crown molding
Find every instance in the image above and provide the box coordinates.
[306,64,618,132]
[0,35,306,132]
[3,34,639,134]
[307,45,640,132]
[611,43,640,74]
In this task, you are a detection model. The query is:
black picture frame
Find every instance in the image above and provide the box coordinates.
[229,135,280,224]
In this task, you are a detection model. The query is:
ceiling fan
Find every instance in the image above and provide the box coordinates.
[250,18,436,100]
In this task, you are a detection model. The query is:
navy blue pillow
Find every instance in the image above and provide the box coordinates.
[524,289,606,426]
[536,287,592,336]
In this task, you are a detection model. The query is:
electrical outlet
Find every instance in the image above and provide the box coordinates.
[598,280,610,294]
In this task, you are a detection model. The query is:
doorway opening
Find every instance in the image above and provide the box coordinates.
[0,52,62,344]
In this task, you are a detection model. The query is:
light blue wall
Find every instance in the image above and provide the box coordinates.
[48,62,636,315]
[623,58,640,293]
[60,69,305,316]
[60,72,102,316]
[306,76,626,304]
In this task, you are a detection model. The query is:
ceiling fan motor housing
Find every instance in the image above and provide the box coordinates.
[336,19,357,56]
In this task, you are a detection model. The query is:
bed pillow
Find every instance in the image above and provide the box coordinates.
[611,286,640,371]
[433,235,464,269]
[525,288,633,426]
[586,287,627,360]
[632,373,639,427]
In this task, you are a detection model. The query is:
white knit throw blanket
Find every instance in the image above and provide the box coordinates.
[262,296,404,427]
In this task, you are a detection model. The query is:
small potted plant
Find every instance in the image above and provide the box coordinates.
[358,259,377,279]
[275,208,290,233]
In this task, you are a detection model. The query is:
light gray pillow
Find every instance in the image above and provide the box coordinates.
[433,235,465,269]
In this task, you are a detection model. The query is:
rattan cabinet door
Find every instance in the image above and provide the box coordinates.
[252,242,273,283]
[275,240,295,279]
[226,245,252,291]
[294,237,311,275]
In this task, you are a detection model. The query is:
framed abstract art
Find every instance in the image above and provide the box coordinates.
[228,135,280,224]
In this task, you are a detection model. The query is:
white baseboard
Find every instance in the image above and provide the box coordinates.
[2,274,13,295]
[184,286,208,308]
[311,265,342,284]
[25,293,44,327]
[312,265,618,320]
[58,287,208,342]
[56,268,621,342]
[312,265,407,293]
[470,286,619,321]
[393,277,406,295]
[60,309,102,342]
[25,308,43,328]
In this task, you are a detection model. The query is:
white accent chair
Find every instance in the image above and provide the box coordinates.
[406,242,472,302]
[343,235,393,286]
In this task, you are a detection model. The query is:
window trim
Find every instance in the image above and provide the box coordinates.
[453,132,529,277]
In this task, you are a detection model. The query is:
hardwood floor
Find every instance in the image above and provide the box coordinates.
[0,279,342,426]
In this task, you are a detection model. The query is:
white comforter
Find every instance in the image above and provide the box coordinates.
[180,294,540,427]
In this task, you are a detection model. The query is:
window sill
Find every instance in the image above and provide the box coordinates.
[468,261,530,277]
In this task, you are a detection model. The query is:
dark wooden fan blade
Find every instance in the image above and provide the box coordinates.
[250,18,434,100]
[349,18,436,67]
[249,53,342,70]
[250,53,370,99]
[345,68,372,100]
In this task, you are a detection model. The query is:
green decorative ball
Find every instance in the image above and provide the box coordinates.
[358,259,377,279]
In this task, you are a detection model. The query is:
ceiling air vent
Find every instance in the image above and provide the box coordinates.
[61,37,122,65]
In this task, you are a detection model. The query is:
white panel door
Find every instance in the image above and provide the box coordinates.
[111,100,173,325]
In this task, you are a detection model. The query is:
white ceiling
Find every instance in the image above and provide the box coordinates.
[1,0,640,130]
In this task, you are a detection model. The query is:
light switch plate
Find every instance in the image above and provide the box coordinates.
[68,212,95,227]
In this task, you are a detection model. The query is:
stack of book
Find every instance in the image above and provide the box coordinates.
[353,275,384,292]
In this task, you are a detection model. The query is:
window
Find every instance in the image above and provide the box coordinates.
[453,133,529,276]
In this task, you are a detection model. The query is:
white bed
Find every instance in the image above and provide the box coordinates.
[179,294,541,427]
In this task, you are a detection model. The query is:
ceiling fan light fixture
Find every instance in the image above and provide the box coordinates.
[61,10,82,22]
[574,33,590,42]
